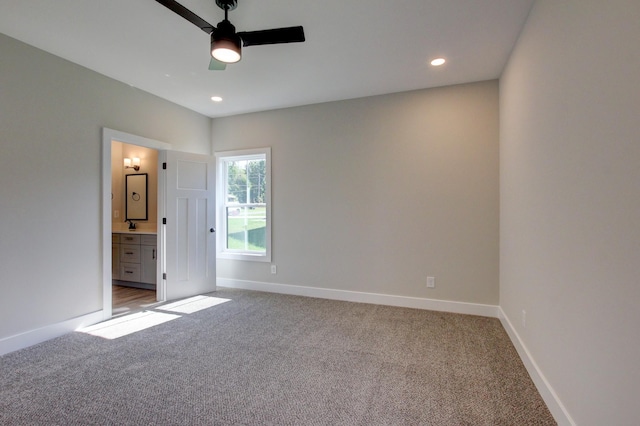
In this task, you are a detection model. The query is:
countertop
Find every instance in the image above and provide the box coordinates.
[112,230,157,235]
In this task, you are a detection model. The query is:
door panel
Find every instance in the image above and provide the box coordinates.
[163,151,216,300]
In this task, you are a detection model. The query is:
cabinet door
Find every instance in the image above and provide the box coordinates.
[112,243,120,279]
[140,245,157,284]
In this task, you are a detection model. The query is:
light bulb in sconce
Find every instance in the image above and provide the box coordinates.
[124,157,141,171]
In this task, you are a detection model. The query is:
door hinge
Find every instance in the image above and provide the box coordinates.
[163,273,167,280]
[162,162,167,170]
[162,218,167,225]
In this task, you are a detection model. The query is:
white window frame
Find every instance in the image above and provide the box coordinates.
[215,147,271,262]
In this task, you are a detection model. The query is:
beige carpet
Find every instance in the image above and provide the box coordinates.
[0,288,555,425]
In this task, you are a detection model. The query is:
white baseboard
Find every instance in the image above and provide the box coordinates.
[217,278,500,318]
[498,307,575,426]
[0,310,104,356]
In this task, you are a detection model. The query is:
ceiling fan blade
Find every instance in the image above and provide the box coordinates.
[208,58,227,71]
[238,26,305,47]
[155,0,215,34]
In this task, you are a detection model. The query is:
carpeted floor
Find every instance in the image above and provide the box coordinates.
[0,288,555,425]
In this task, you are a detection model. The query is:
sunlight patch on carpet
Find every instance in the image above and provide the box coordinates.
[79,311,180,339]
[156,295,231,314]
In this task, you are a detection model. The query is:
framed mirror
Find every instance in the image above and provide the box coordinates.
[125,173,148,220]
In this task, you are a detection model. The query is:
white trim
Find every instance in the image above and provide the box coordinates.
[104,128,173,151]
[101,131,113,320]
[215,147,271,262]
[0,311,104,356]
[498,307,576,426]
[217,278,499,318]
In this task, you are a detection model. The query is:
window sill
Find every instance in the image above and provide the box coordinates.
[217,252,271,262]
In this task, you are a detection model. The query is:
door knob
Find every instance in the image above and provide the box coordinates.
[210,228,215,233]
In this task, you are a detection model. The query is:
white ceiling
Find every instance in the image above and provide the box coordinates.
[0,0,534,118]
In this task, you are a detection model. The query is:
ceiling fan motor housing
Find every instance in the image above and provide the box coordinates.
[215,0,238,11]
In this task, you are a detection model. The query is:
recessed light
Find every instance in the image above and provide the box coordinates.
[430,58,446,66]
[211,96,223,102]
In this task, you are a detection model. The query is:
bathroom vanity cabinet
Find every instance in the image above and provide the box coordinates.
[112,232,157,290]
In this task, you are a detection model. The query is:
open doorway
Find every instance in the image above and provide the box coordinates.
[102,128,171,320]
[111,141,160,316]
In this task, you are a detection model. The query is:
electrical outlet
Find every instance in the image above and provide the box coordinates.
[426,276,435,288]
[522,310,526,328]
[114,210,119,218]
[271,265,277,274]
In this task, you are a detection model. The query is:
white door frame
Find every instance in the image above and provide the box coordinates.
[101,128,171,320]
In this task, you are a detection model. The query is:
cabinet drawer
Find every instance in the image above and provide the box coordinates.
[120,263,141,282]
[120,244,141,263]
[119,234,141,244]
[141,234,157,246]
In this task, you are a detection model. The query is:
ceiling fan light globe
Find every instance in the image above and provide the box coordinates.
[212,45,241,63]
[211,32,242,64]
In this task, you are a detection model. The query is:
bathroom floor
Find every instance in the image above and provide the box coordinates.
[112,285,158,317]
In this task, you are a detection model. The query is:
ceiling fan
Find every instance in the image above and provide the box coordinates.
[156,0,305,70]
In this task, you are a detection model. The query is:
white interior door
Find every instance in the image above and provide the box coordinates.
[162,150,216,300]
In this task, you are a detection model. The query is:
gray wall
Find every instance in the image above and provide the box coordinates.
[0,34,211,340]
[212,81,500,305]
[5,1,637,420]
[500,0,640,424]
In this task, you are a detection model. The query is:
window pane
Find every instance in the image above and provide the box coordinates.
[226,206,266,252]
[225,158,265,205]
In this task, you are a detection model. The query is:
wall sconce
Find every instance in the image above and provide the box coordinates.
[124,157,141,171]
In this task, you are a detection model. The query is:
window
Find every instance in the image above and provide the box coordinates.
[215,148,271,262]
